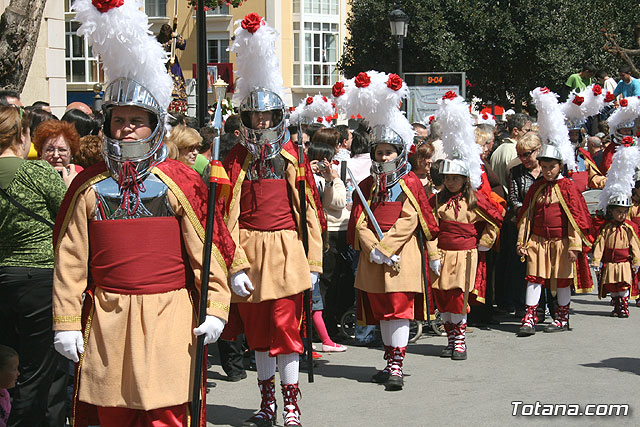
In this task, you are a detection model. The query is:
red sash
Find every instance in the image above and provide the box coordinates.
[89,217,188,295]
[369,201,402,232]
[239,180,296,231]
[532,203,568,239]
[630,216,640,229]
[603,248,630,263]
[438,220,477,251]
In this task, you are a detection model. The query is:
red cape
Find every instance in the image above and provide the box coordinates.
[347,171,439,247]
[223,140,327,231]
[54,159,235,268]
[600,143,617,174]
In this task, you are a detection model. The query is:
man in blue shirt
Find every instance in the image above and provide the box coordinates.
[613,65,640,98]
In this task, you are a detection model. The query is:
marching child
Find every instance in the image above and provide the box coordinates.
[516,88,593,337]
[591,144,640,317]
[426,92,503,361]
[0,345,19,427]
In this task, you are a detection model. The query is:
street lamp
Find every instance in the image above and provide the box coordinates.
[213,77,228,104]
[389,5,409,78]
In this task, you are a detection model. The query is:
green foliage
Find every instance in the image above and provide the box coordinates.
[340,0,639,109]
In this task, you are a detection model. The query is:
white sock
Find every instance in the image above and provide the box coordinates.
[379,320,392,346]
[255,351,276,381]
[388,319,410,347]
[557,286,571,306]
[277,353,299,385]
[441,312,451,323]
[525,282,542,306]
[449,313,467,324]
[621,289,630,298]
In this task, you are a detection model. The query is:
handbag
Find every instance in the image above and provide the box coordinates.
[0,185,54,228]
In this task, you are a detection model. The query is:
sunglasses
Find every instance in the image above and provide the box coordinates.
[518,149,536,159]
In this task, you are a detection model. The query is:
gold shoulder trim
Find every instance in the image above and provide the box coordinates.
[399,179,432,240]
[225,154,251,224]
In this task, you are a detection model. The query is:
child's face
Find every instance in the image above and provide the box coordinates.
[540,159,562,181]
[611,206,629,223]
[444,174,465,193]
[374,143,398,162]
[0,356,19,389]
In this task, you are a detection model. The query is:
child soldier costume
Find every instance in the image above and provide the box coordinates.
[220,13,325,427]
[52,2,234,426]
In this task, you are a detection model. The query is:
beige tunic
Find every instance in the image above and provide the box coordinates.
[427,198,498,292]
[591,222,640,286]
[226,152,323,303]
[53,181,230,410]
[354,195,423,294]
[517,187,582,280]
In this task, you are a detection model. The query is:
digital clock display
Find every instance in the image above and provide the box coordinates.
[404,73,464,87]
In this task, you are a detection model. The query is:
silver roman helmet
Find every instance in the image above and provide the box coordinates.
[102,78,168,183]
[238,88,287,160]
[369,125,410,188]
[537,143,564,162]
[440,158,469,177]
[608,193,632,208]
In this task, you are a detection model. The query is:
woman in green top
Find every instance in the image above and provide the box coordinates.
[0,105,68,426]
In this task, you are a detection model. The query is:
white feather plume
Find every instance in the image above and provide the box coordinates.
[530,87,576,171]
[561,85,606,127]
[290,94,334,125]
[435,94,484,189]
[607,96,640,134]
[599,145,640,210]
[332,71,413,150]
[229,16,284,105]
[72,0,173,111]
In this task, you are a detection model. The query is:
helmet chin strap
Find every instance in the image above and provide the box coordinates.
[117,161,147,216]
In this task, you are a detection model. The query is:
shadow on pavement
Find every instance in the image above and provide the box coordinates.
[405,342,444,357]
[580,357,640,376]
[206,404,256,426]
[308,361,380,383]
[570,309,615,317]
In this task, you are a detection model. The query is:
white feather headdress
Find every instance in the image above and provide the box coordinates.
[72,0,173,111]
[561,84,606,129]
[229,13,284,105]
[435,92,484,189]
[476,112,496,127]
[332,71,413,149]
[290,94,335,127]
[530,87,576,171]
[607,96,640,133]
[599,144,640,210]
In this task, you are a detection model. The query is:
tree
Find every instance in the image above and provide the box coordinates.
[340,0,639,111]
[0,0,48,92]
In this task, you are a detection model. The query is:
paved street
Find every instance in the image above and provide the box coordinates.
[205,293,639,426]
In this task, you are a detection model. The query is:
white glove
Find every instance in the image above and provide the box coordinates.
[477,245,491,252]
[54,331,84,363]
[193,315,226,345]
[230,270,254,297]
[429,259,442,276]
[369,248,386,264]
[311,272,320,286]
[389,254,400,264]
[592,264,601,272]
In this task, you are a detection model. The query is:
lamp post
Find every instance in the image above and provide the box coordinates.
[389,5,409,78]
[196,0,207,128]
[92,83,103,111]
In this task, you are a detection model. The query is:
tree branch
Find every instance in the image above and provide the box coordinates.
[602,26,640,77]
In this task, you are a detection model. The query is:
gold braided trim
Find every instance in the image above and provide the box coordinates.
[474,207,500,231]
[399,180,432,240]
[308,260,322,267]
[553,184,592,248]
[479,235,495,247]
[280,148,323,227]
[230,257,249,269]
[624,222,640,249]
[582,153,602,176]
[377,240,394,254]
[55,171,111,254]
[224,154,250,224]
[153,168,229,278]
[207,300,230,313]
[53,315,81,324]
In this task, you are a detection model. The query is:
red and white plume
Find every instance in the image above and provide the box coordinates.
[290,94,335,127]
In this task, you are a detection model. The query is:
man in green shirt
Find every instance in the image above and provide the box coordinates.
[562,63,596,100]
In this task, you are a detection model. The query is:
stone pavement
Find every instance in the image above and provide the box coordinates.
[204,293,639,426]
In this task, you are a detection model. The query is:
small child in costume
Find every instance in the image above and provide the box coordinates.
[516,87,593,337]
[426,92,503,361]
[591,144,640,317]
[0,345,19,427]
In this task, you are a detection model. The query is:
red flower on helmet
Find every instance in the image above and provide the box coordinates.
[428,115,435,124]
[572,95,584,106]
[408,142,417,156]
[443,91,457,101]
[540,87,551,94]
[332,81,345,98]
[324,116,333,123]
[322,96,328,102]
[620,98,629,107]
[354,72,371,88]
[604,92,615,102]
[482,113,489,120]
[241,13,264,34]
[92,0,124,12]
[317,117,323,123]
[622,136,634,147]
[386,74,403,91]
[592,84,602,96]
[306,96,314,105]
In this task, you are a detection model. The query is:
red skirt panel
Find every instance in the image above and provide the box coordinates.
[96,404,187,427]
[432,289,475,315]
[525,276,572,288]
[222,294,304,356]
[357,291,416,325]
